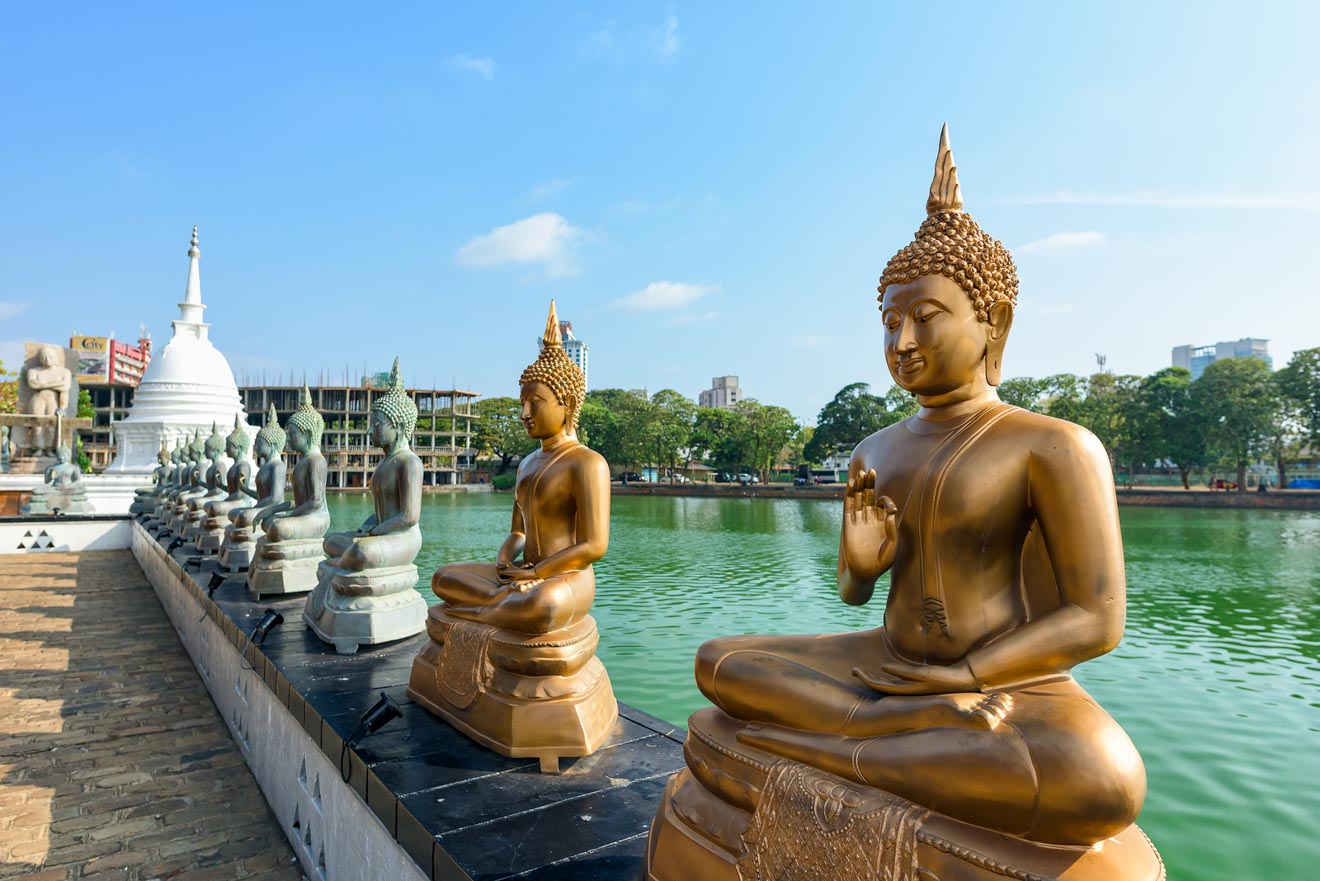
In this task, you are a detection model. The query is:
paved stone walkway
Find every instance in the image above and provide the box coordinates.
[0,550,304,880]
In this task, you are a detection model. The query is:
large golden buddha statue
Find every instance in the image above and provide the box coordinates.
[409,302,616,773]
[645,127,1163,881]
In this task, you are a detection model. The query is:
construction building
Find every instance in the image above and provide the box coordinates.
[238,377,480,488]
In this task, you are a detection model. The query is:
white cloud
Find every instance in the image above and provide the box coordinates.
[613,281,719,311]
[455,213,583,278]
[527,177,576,201]
[0,301,30,321]
[652,13,680,58]
[1007,191,1320,211]
[445,54,497,80]
[787,334,832,348]
[1016,231,1106,255]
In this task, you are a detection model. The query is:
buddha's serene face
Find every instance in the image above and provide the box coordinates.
[226,439,240,459]
[369,410,399,449]
[520,381,568,440]
[287,425,309,455]
[57,448,70,464]
[882,274,988,396]
[255,437,272,461]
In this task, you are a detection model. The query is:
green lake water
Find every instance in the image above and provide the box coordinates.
[326,493,1320,880]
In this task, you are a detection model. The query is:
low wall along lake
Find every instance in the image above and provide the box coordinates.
[323,493,1320,881]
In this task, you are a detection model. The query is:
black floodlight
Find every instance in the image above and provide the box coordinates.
[206,572,226,597]
[185,555,202,568]
[340,692,404,783]
[166,537,185,552]
[250,609,284,645]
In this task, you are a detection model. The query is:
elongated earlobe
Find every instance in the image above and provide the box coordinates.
[984,301,1014,386]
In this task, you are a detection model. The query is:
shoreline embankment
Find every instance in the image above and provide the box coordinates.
[607,482,1320,510]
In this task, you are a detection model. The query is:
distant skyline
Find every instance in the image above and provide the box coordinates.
[3,3,1318,422]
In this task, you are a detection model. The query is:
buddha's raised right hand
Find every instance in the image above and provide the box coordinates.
[840,469,898,584]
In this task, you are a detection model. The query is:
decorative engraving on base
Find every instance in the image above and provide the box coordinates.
[738,762,927,881]
[436,619,494,709]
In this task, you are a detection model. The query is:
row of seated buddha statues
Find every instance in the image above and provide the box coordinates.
[642,126,1162,881]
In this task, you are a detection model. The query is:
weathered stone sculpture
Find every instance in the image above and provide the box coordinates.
[130,442,174,518]
[165,431,207,536]
[305,358,427,653]
[645,127,1162,881]
[199,416,256,552]
[26,446,90,515]
[247,386,328,599]
[409,303,616,773]
[1,425,11,473]
[147,440,187,531]
[21,345,71,455]
[220,405,287,572]
[183,423,230,544]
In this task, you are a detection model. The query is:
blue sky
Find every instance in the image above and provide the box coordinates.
[3,3,1318,421]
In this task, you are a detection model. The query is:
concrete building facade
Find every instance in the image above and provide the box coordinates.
[698,375,742,410]
[1172,338,1272,380]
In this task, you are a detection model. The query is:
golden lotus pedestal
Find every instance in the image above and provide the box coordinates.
[645,708,1164,881]
[407,608,617,774]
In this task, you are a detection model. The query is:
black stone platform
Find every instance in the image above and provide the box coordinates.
[152,529,685,881]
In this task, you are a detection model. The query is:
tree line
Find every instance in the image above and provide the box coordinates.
[805,347,1320,490]
[473,388,801,483]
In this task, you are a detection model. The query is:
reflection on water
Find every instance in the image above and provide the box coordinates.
[327,494,1320,881]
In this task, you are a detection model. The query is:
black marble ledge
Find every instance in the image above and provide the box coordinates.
[145,525,685,881]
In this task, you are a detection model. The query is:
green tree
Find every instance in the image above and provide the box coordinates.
[997,376,1050,412]
[803,383,888,463]
[1192,357,1276,491]
[647,389,695,483]
[584,388,652,471]
[1265,371,1304,489]
[690,407,746,473]
[472,396,535,475]
[1276,347,1320,451]
[576,398,613,451]
[1136,367,1204,489]
[882,386,919,420]
[76,388,95,418]
[0,360,16,414]
[733,400,799,483]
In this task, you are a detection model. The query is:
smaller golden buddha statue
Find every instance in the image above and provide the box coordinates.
[409,302,616,773]
[304,358,428,654]
[247,386,329,599]
[644,126,1162,881]
[220,405,288,572]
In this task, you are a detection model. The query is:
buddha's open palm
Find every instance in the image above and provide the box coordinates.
[841,469,898,581]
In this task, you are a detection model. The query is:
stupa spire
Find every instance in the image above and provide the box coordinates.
[173,225,210,342]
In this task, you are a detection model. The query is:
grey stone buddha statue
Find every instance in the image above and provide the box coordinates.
[247,386,329,599]
[304,358,426,653]
[199,415,256,553]
[220,405,288,572]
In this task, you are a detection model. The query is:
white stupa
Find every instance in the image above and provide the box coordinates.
[105,226,250,474]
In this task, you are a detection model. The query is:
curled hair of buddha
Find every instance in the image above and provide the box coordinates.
[257,402,287,452]
[371,357,418,443]
[878,124,1019,322]
[158,441,170,464]
[288,383,325,446]
[226,414,251,457]
[204,421,226,457]
[189,430,205,458]
[519,300,586,432]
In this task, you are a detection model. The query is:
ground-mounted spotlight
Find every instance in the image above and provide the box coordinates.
[166,537,185,552]
[249,609,284,645]
[340,692,404,783]
[185,555,202,568]
[206,572,227,598]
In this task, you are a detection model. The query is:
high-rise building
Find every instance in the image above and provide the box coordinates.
[1171,338,1272,380]
[698,375,742,410]
[536,320,589,389]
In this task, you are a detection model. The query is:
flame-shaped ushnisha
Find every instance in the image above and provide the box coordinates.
[257,402,286,453]
[880,124,1018,322]
[519,300,586,432]
[288,383,325,447]
[371,357,419,443]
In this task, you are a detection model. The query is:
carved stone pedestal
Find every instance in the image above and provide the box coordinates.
[25,486,91,516]
[218,521,258,571]
[645,708,1164,881]
[246,537,323,600]
[408,608,617,773]
[303,562,426,655]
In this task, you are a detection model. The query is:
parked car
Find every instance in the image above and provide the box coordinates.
[618,471,644,483]
[714,472,734,483]
[793,476,808,486]
[736,473,759,485]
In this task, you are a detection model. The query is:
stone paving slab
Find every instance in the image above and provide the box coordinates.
[0,550,304,881]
